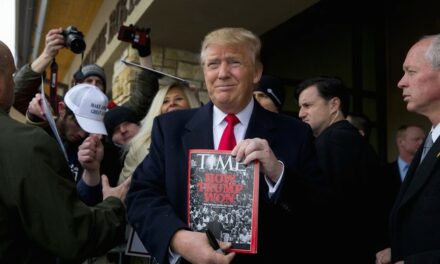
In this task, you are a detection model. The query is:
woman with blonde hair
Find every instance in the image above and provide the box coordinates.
[118,82,200,184]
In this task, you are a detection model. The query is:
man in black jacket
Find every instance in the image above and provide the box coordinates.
[296,76,388,264]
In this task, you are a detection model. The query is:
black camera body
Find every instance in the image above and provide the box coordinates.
[63,26,86,54]
[118,25,149,46]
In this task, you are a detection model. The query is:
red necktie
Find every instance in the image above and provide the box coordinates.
[218,114,239,150]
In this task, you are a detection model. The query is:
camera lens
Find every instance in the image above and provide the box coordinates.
[66,35,86,54]
[63,26,86,54]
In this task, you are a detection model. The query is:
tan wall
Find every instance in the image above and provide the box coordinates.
[112,45,207,105]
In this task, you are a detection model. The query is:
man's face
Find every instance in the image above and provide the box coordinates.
[399,126,426,156]
[253,91,278,113]
[82,76,104,91]
[298,85,334,137]
[61,113,87,143]
[160,86,190,114]
[203,43,262,113]
[398,38,440,118]
[112,122,140,146]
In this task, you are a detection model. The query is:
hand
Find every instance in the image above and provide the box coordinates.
[170,230,235,264]
[31,28,65,73]
[27,93,46,120]
[42,28,65,59]
[375,247,392,264]
[102,175,131,201]
[132,27,151,57]
[232,138,283,182]
[78,135,103,172]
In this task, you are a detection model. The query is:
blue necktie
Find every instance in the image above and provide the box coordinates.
[420,132,434,163]
[401,164,409,181]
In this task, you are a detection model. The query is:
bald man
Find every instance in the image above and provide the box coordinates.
[376,34,440,264]
[0,41,128,263]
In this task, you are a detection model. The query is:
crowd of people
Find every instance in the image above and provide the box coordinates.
[1,23,440,264]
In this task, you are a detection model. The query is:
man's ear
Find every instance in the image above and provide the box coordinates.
[253,63,263,84]
[397,137,404,147]
[330,97,341,113]
[58,102,66,118]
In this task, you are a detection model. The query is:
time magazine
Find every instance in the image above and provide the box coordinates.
[187,149,259,254]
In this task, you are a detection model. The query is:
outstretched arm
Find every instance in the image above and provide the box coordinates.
[13,28,65,115]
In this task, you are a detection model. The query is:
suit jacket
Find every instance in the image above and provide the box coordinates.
[314,120,388,263]
[385,161,403,206]
[390,136,440,263]
[0,109,126,264]
[126,101,326,264]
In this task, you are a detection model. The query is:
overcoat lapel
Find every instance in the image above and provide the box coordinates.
[245,101,277,144]
[182,102,215,151]
[182,100,278,150]
[396,137,440,209]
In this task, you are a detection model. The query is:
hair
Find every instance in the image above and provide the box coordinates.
[0,41,14,111]
[347,112,371,140]
[200,27,262,68]
[396,124,424,139]
[0,42,13,75]
[295,76,350,117]
[118,82,200,183]
[424,34,440,69]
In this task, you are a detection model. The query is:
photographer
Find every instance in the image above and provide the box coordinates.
[13,27,116,189]
[14,28,64,115]
[13,28,106,115]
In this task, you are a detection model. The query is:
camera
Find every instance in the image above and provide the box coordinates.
[63,26,86,54]
[118,25,149,46]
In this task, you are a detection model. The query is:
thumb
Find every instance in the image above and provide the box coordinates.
[122,176,132,188]
[101,174,109,189]
[223,252,235,262]
[219,241,232,251]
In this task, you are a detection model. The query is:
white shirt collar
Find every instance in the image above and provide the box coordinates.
[431,123,440,143]
[212,99,254,149]
[213,99,254,127]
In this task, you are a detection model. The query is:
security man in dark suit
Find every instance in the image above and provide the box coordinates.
[376,34,440,263]
[385,125,425,206]
[296,76,388,264]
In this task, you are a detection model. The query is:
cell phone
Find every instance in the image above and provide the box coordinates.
[117,25,135,43]
[205,229,224,254]
[117,25,148,46]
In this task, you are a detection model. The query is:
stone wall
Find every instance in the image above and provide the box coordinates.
[112,45,209,105]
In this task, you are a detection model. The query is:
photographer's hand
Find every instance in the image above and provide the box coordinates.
[132,27,151,58]
[31,28,64,73]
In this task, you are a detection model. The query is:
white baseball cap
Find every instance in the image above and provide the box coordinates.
[64,83,108,135]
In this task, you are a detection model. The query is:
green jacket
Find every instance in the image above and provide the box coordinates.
[0,109,126,263]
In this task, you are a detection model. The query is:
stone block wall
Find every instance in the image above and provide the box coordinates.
[112,45,209,105]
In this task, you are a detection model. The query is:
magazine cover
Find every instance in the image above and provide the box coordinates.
[187,149,259,254]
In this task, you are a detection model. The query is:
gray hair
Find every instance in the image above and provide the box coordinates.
[424,34,440,69]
